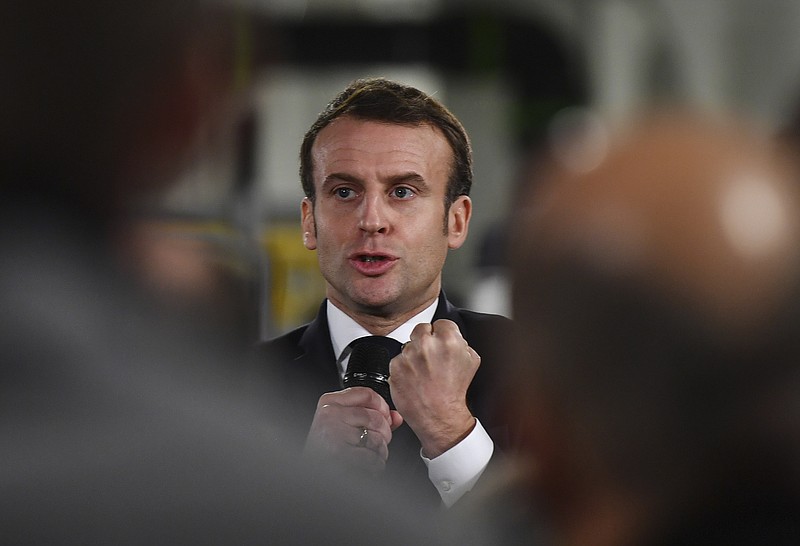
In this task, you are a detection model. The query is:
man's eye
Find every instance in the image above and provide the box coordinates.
[335,187,354,199]
[392,187,414,199]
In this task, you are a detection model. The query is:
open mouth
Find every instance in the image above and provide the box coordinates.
[351,253,396,275]
[359,255,388,263]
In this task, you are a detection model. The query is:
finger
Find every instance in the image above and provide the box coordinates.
[389,409,404,430]
[409,322,434,342]
[429,318,459,336]
[312,397,395,445]
[327,405,393,440]
[357,426,370,447]
[351,426,390,461]
[318,386,390,414]
[430,320,471,352]
[358,412,393,443]
[347,446,388,474]
[309,430,388,474]
[429,320,472,353]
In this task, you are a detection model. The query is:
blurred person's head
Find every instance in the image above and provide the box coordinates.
[299,78,473,210]
[0,0,237,217]
[507,111,800,545]
[0,0,254,344]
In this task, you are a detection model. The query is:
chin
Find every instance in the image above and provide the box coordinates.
[353,297,396,314]
[349,291,402,315]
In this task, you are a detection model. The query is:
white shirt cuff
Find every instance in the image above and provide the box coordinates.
[421,418,494,508]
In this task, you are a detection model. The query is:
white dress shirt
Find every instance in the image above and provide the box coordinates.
[326,300,494,507]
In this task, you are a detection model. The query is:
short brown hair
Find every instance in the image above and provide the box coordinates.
[299,78,473,209]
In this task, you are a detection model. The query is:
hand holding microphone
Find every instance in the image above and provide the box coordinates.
[304,337,404,475]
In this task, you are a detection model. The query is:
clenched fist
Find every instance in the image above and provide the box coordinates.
[389,319,481,458]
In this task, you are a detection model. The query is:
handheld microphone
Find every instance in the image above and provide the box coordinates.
[342,338,397,409]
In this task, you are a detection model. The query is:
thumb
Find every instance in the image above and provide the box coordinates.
[389,409,404,430]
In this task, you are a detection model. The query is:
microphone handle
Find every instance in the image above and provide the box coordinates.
[343,371,393,409]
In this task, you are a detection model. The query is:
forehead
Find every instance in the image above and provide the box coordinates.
[311,117,452,185]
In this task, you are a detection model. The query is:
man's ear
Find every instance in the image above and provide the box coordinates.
[301,198,317,250]
[447,195,472,249]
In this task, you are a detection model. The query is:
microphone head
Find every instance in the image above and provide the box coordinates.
[342,340,393,408]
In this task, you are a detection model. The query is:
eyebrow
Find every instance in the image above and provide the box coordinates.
[323,172,430,191]
[322,172,361,186]
[389,172,427,187]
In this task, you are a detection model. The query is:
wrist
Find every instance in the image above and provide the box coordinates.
[420,414,476,459]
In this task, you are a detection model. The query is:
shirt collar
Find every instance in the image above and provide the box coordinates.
[327,298,438,362]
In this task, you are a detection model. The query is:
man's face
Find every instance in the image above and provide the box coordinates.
[301,116,471,319]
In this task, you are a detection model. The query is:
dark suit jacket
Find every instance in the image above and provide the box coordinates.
[258,292,512,503]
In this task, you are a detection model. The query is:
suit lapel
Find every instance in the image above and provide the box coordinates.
[433,291,468,337]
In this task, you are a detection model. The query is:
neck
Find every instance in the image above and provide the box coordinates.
[328,294,439,337]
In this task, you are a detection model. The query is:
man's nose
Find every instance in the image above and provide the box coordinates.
[358,193,388,234]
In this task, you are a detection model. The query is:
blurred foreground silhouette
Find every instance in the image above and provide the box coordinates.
[0,1,450,543]
[463,111,800,545]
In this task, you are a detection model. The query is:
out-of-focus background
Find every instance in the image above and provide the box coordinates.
[142,0,800,341]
